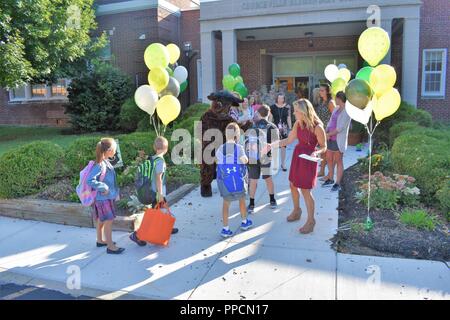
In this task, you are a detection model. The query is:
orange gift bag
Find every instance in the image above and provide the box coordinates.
[136,203,176,246]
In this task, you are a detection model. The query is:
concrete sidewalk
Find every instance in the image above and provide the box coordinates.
[0,145,449,300]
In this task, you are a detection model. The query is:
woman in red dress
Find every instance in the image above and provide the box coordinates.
[269,99,327,234]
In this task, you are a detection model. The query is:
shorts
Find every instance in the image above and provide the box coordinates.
[92,199,116,222]
[327,139,340,152]
[248,162,272,180]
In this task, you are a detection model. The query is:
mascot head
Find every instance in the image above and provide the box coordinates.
[207,90,243,115]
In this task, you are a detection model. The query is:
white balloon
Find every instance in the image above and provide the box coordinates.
[345,98,374,125]
[324,64,339,82]
[134,85,158,115]
[173,66,188,84]
[338,63,347,69]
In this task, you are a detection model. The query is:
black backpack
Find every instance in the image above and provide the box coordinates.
[135,155,164,205]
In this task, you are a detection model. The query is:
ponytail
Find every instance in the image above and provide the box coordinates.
[95,138,116,164]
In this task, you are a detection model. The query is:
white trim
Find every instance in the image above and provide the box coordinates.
[196,59,202,102]
[421,48,447,98]
[96,0,180,17]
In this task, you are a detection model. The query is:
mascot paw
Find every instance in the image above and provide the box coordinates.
[201,185,213,197]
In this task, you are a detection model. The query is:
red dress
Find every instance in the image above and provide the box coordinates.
[289,125,319,189]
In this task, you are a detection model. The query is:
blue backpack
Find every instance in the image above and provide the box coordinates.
[216,144,247,198]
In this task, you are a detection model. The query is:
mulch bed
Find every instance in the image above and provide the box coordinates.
[26,180,186,217]
[331,164,450,261]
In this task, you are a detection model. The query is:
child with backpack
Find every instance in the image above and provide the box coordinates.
[129,136,178,246]
[85,138,125,254]
[245,104,280,214]
[216,122,253,238]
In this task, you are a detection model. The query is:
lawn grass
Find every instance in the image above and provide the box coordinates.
[0,126,104,156]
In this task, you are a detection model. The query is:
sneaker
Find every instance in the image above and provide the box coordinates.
[331,183,341,192]
[270,199,277,209]
[247,204,255,214]
[129,232,146,246]
[321,179,335,187]
[171,228,179,234]
[221,228,233,238]
[240,219,253,231]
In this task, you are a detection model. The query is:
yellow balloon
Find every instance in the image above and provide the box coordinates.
[358,27,391,67]
[148,67,169,93]
[166,44,180,65]
[372,88,401,121]
[369,64,397,97]
[156,95,181,125]
[144,43,170,70]
[337,68,351,83]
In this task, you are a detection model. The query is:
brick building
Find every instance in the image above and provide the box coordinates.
[0,0,448,126]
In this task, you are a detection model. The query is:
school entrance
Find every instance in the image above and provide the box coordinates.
[272,52,358,100]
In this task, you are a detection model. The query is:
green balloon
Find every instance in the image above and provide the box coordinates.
[233,82,248,99]
[165,67,174,77]
[345,79,373,109]
[356,66,374,82]
[180,80,188,93]
[362,60,370,68]
[331,78,347,96]
[228,63,241,77]
[222,74,236,90]
[235,76,243,83]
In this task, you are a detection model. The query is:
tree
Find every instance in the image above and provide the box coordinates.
[0,0,105,88]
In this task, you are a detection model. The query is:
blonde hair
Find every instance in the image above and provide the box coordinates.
[96,138,116,163]
[293,99,323,131]
[154,136,169,151]
[225,122,240,141]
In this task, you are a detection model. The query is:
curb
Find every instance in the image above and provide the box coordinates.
[0,184,198,233]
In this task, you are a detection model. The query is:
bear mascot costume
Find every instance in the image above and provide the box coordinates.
[199,90,252,197]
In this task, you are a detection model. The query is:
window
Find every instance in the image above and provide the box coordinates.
[422,49,447,97]
[99,37,112,62]
[51,79,70,97]
[31,84,47,98]
[10,86,26,100]
[8,79,69,102]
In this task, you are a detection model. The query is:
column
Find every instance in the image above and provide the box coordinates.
[381,19,392,65]
[200,31,216,102]
[221,29,237,76]
[401,18,420,106]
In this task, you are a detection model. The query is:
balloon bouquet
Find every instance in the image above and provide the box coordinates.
[222,63,249,98]
[134,43,189,136]
[324,27,402,231]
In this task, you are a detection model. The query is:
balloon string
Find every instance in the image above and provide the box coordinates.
[365,119,381,221]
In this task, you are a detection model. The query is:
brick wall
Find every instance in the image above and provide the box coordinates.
[0,90,69,126]
[237,35,359,93]
[391,18,403,93]
[180,9,201,104]
[417,0,450,121]
[94,9,160,87]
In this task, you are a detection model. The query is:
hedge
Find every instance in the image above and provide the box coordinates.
[391,128,450,209]
[389,121,422,146]
[375,102,433,144]
[119,98,147,133]
[0,141,65,198]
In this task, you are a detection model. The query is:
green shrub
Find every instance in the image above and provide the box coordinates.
[64,136,100,176]
[0,141,65,198]
[136,116,153,132]
[116,132,156,165]
[389,121,422,146]
[400,209,436,231]
[119,98,147,133]
[374,102,432,144]
[66,61,133,132]
[391,133,450,206]
[356,188,400,210]
[436,182,450,216]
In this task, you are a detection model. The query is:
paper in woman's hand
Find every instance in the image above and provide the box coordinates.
[298,154,322,162]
